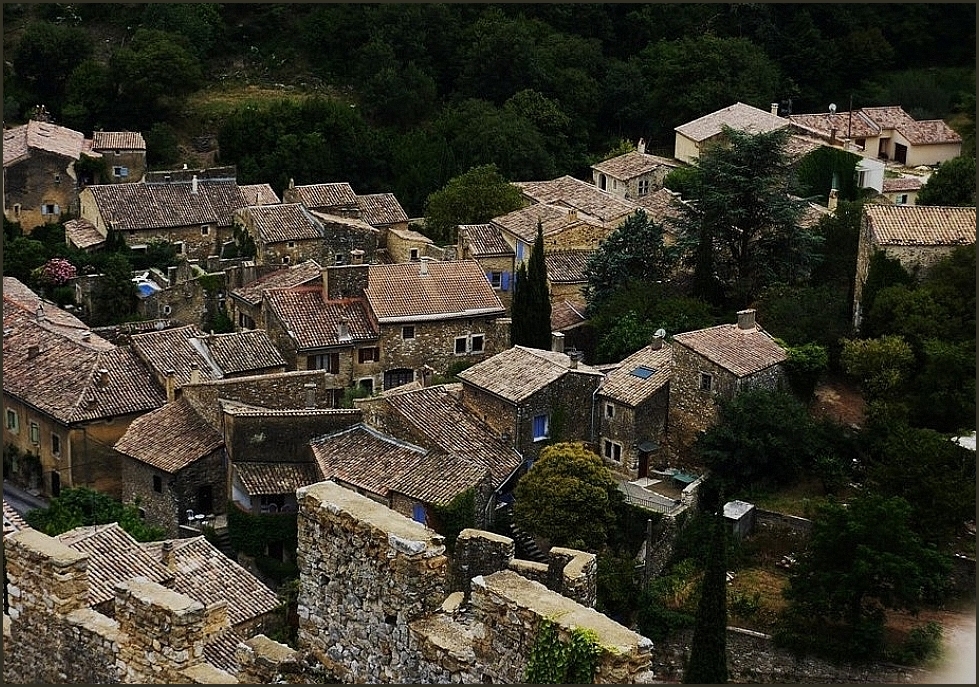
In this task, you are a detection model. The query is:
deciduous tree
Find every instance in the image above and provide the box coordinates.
[916,155,976,206]
[422,164,524,245]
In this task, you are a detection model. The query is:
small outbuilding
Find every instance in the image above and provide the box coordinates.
[723,499,756,539]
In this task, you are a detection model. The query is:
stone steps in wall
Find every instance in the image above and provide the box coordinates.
[211,529,236,559]
[509,522,548,564]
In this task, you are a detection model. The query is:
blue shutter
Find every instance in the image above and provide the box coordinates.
[501,271,510,291]
[516,242,524,260]
[412,503,427,524]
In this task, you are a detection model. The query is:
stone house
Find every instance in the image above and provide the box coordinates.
[544,249,592,312]
[667,309,787,457]
[457,223,517,309]
[233,202,329,267]
[262,283,380,402]
[881,176,924,206]
[356,191,410,245]
[591,140,680,200]
[63,217,107,252]
[78,169,278,262]
[90,131,147,183]
[456,342,605,464]
[282,180,360,217]
[228,258,322,331]
[385,225,439,263]
[354,382,524,527]
[3,119,93,230]
[674,102,789,164]
[3,278,167,499]
[597,336,672,480]
[788,105,963,165]
[306,209,380,266]
[362,260,509,390]
[852,204,976,328]
[114,397,226,538]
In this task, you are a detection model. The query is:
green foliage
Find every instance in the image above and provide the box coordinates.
[916,155,976,206]
[662,166,700,198]
[780,494,951,661]
[513,442,620,551]
[422,164,524,245]
[524,618,602,684]
[670,127,819,307]
[888,621,944,666]
[780,341,829,400]
[62,59,114,132]
[840,335,915,401]
[24,487,165,542]
[89,253,137,327]
[810,199,864,289]
[756,284,851,365]
[140,3,224,60]
[511,222,551,349]
[636,562,698,642]
[226,501,298,559]
[795,145,861,203]
[3,235,49,284]
[144,122,181,168]
[10,20,94,116]
[339,384,372,409]
[859,251,914,332]
[683,514,729,684]
[431,488,475,553]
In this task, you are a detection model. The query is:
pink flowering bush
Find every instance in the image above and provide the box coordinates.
[37,257,78,286]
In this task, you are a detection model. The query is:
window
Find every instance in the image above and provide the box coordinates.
[638,178,650,197]
[699,372,713,392]
[603,439,622,463]
[455,336,468,355]
[896,194,908,205]
[6,409,18,432]
[239,313,256,329]
[605,403,615,419]
[412,503,427,525]
[41,203,61,216]
[308,352,340,373]
[532,414,549,441]
[29,422,40,445]
[173,241,185,255]
[334,253,344,265]
[856,170,867,188]
[200,225,210,236]
[409,248,420,261]
[54,173,61,184]
[470,334,484,353]
[516,241,525,261]
[13,203,21,218]
[51,433,61,456]
[113,166,129,178]
[153,475,162,493]
[358,347,379,363]
[402,326,415,340]
[455,333,485,355]
[287,241,295,248]
[281,255,291,264]
[489,271,503,289]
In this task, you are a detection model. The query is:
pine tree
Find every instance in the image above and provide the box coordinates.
[512,221,553,349]
[683,511,729,684]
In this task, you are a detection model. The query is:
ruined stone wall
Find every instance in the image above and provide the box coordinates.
[181,370,333,427]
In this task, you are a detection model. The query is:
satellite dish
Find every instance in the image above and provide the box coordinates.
[828,103,837,114]
[654,328,667,339]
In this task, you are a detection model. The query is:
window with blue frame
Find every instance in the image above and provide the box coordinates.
[532,413,549,441]
[516,242,525,260]
[412,503,427,524]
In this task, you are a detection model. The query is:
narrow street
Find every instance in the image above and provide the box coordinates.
[2,482,48,518]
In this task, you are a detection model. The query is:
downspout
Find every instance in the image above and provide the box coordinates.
[590,375,605,446]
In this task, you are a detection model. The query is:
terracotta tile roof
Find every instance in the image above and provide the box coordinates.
[591,150,679,179]
[379,384,523,487]
[233,462,320,496]
[3,277,94,336]
[634,187,684,227]
[289,182,358,211]
[91,131,146,151]
[356,192,409,226]
[387,225,435,244]
[600,344,672,407]
[230,259,322,306]
[202,628,246,675]
[676,102,789,142]
[140,536,279,627]
[3,303,166,423]
[130,324,217,384]
[114,397,223,473]
[237,183,280,206]
[58,523,174,608]
[866,204,976,246]
[3,500,29,537]
[458,346,603,403]
[783,133,827,161]
[492,203,602,244]
[219,399,362,420]
[882,176,924,193]
[671,323,787,377]
[203,330,287,375]
[242,203,324,244]
[265,287,377,350]
[64,218,106,250]
[859,105,916,130]
[3,120,86,166]
[897,119,963,145]
[364,260,505,323]
[514,175,640,224]
[551,300,587,332]
[307,209,378,234]
[545,250,592,283]
[311,424,430,499]
[787,111,880,140]
[199,179,253,226]
[388,453,490,506]
[459,223,514,257]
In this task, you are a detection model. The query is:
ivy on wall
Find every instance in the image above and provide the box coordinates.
[431,487,475,553]
[524,617,602,684]
[226,501,298,558]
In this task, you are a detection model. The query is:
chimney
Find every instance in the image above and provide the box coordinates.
[568,351,579,369]
[35,303,44,321]
[551,331,565,354]
[81,331,91,342]
[829,128,837,145]
[303,383,316,408]
[567,208,578,222]
[336,318,350,341]
[637,137,646,154]
[650,332,664,350]
[165,369,177,402]
[771,102,779,116]
[161,540,175,570]
[419,259,429,276]
[167,265,178,287]
[27,344,40,359]
[190,362,200,384]
[191,174,199,194]
[350,249,364,265]
[321,266,330,303]
[288,178,295,190]
[255,191,262,206]
[828,188,839,213]
[737,309,757,331]
[97,368,109,388]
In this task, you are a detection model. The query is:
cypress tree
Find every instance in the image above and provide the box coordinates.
[510,260,529,346]
[514,221,552,349]
[683,511,729,684]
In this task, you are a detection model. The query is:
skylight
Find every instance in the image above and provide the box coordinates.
[630,366,656,379]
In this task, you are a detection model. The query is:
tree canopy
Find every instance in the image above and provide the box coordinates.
[24,486,165,542]
[916,156,976,206]
[422,164,524,245]
[511,222,552,349]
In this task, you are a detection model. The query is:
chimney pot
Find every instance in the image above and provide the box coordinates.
[161,540,175,570]
[191,174,199,194]
[551,331,565,354]
[419,259,429,276]
[190,362,201,384]
[336,319,350,341]
[737,309,757,330]
[97,368,109,387]
[568,351,579,369]
[350,249,364,265]
[771,102,779,116]
[650,334,663,350]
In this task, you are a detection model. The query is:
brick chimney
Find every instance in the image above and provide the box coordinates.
[551,331,565,354]
[737,309,757,330]
[165,369,177,402]
[190,362,200,384]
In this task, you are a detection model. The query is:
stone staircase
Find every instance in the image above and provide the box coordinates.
[509,521,548,564]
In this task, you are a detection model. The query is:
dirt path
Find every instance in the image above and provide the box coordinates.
[911,603,976,684]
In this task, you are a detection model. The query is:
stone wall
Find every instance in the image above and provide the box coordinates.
[223,408,361,464]
[181,370,334,427]
[4,149,79,232]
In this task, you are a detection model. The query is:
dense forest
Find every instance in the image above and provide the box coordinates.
[3,3,975,214]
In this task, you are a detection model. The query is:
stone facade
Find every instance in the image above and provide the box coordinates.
[599,389,670,480]
[4,149,80,231]
[223,410,361,465]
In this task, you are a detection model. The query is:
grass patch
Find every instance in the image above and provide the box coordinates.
[726,567,790,633]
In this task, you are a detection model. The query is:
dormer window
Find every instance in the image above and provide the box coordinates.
[638,178,650,197]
